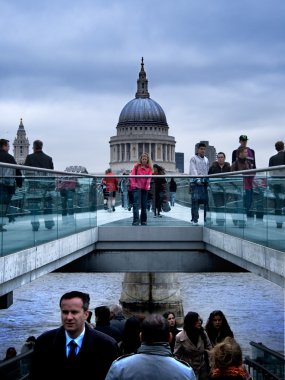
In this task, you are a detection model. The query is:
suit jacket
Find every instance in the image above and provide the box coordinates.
[30,324,119,380]
[24,151,54,169]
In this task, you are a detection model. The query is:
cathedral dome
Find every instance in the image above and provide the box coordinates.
[118,97,167,125]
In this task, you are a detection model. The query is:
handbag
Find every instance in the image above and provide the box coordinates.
[162,201,171,212]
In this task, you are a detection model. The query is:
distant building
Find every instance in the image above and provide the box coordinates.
[175,152,184,173]
[13,118,29,164]
[109,58,176,173]
[194,140,216,167]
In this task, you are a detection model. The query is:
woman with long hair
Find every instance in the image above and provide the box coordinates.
[129,153,153,226]
[174,311,212,380]
[205,310,234,347]
[163,311,180,353]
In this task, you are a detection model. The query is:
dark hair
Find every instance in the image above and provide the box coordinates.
[183,311,207,346]
[0,139,9,148]
[95,306,111,323]
[141,314,169,343]
[122,316,141,354]
[59,291,90,311]
[153,164,165,174]
[5,347,17,359]
[217,152,226,158]
[33,140,43,150]
[198,143,206,149]
[275,141,284,152]
[205,310,234,345]
[163,311,176,319]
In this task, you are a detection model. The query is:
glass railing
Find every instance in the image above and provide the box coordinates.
[0,163,284,257]
[206,167,285,251]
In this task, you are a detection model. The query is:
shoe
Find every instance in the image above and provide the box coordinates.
[276,223,283,228]
[192,221,199,226]
[158,214,162,218]
[104,204,108,210]
[153,215,157,218]
[132,221,139,226]
[141,222,147,226]
[112,206,115,212]
[128,206,132,211]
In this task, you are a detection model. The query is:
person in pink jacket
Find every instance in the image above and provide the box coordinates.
[129,153,153,225]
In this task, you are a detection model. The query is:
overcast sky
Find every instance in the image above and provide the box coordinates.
[1,0,284,173]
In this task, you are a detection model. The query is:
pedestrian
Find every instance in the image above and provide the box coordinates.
[152,164,167,218]
[208,152,231,226]
[189,142,209,225]
[109,304,126,341]
[24,140,55,231]
[94,305,122,343]
[174,311,212,380]
[119,172,130,210]
[232,135,256,169]
[102,168,118,212]
[129,153,153,226]
[30,291,118,380]
[163,311,180,353]
[0,139,23,231]
[205,310,234,347]
[268,140,285,228]
[209,337,252,380]
[169,178,177,206]
[231,146,254,220]
[106,314,196,380]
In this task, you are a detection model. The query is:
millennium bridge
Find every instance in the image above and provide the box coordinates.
[0,162,284,379]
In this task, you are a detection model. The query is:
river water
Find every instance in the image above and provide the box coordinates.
[0,272,284,360]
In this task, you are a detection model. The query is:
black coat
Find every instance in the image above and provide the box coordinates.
[24,151,54,169]
[208,162,231,174]
[30,324,119,380]
[0,149,23,188]
[269,151,285,167]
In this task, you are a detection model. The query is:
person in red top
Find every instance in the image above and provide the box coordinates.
[129,153,153,225]
[102,168,118,212]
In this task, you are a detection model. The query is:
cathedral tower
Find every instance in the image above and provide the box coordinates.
[13,118,29,164]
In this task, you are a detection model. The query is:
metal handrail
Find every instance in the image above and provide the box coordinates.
[0,349,33,380]
[1,161,285,178]
[249,341,285,361]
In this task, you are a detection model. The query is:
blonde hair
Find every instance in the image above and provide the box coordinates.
[209,337,243,369]
[139,153,153,170]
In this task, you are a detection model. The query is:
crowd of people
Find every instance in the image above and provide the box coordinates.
[1,291,253,380]
[0,134,284,231]
[189,136,285,227]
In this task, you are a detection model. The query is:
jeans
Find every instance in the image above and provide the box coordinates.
[244,189,253,217]
[132,189,148,224]
[170,192,176,206]
[60,189,75,216]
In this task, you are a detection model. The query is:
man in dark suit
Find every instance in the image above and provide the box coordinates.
[269,141,285,228]
[30,291,119,380]
[24,140,55,230]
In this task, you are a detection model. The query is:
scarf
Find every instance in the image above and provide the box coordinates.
[211,366,248,379]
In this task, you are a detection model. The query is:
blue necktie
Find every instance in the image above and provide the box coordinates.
[68,340,77,360]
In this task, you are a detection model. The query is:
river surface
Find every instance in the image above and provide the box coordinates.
[0,272,284,360]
